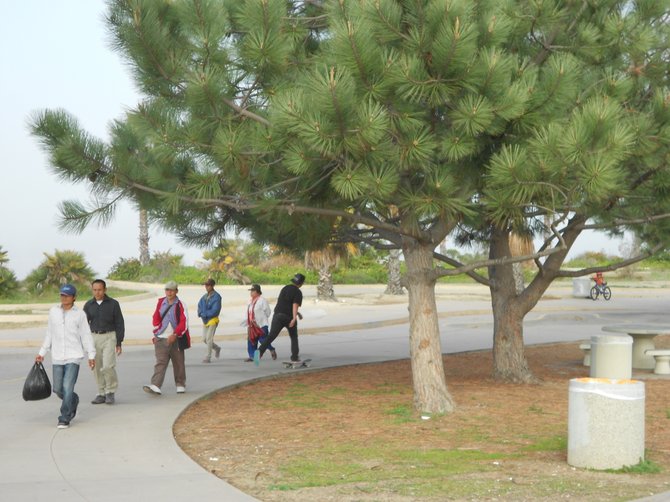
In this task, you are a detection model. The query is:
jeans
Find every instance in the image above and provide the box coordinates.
[52,363,80,424]
[247,326,274,359]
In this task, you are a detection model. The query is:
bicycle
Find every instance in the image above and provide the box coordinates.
[590,280,612,301]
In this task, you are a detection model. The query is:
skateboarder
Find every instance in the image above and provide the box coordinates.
[255,273,305,364]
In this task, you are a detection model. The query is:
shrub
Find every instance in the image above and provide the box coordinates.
[240,265,314,285]
[108,258,143,281]
[150,251,184,280]
[108,252,187,283]
[172,266,210,285]
[0,266,18,298]
[0,246,19,298]
[565,251,619,269]
[24,250,94,295]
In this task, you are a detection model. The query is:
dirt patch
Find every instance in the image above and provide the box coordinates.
[175,340,670,501]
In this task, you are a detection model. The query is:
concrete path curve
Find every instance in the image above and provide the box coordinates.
[1,282,669,501]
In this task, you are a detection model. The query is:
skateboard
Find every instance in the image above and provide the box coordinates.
[282,359,312,369]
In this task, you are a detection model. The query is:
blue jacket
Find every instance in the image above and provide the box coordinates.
[197,291,222,324]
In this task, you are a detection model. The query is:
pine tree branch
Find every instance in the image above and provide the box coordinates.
[530,0,590,66]
[57,193,125,234]
[579,212,670,230]
[121,179,423,240]
[434,242,566,279]
[432,252,490,286]
[221,97,270,126]
[555,242,666,278]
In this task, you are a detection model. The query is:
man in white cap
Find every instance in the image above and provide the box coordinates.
[143,281,189,395]
[36,284,96,429]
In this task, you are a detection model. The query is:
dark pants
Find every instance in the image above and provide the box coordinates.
[247,326,275,359]
[258,313,299,361]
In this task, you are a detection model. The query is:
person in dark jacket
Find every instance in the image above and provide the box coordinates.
[197,278,222,363]
[83,279,125,405]
[255,273,305,364]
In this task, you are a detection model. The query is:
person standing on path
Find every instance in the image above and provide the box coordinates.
[255,273,305,364]
[143,281,189,395]
[35,284,96,429]
[197,278,222,363]
[84,279,125,405]
[244,284,276,362]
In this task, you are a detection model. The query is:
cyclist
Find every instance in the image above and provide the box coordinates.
[592,272,605,288]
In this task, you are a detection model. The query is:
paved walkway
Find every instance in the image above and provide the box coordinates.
[1,282,669,501]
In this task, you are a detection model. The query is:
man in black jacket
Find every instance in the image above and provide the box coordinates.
[83,279,125,405]
[255,273,305,364]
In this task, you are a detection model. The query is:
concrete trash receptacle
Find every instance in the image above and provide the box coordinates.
[590,334,632,380]
[572,278,591,298]
[568,378,645,470]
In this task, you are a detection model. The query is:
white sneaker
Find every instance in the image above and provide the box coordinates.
[143,384,162,395]
[176,386,186,394]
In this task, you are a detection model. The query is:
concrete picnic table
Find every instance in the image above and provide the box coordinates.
[601,324,670,370]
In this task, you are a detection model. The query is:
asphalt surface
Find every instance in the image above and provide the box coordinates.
[1,281,669,502]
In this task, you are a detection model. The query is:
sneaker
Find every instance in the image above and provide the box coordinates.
[57,422,69,429]
[253,349,261,366]
[244,358,253,362]
[105,393,115,405]
[91,395,106,405]
[214,346,221,359]
[202,358,211,363]
[143,384,162,395]
[176,386,186,394]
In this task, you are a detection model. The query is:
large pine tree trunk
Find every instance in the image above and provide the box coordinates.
[491,292,537,382]
[139,209,150,266]
[403,240,454,413]
[316,265,337,301]
[488,229,537,383]
[384,249,404,295]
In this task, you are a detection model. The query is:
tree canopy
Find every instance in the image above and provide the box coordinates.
[31,0,670,412]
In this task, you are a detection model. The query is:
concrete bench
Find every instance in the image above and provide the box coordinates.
[645,349,670,375]
[579,343,591,367]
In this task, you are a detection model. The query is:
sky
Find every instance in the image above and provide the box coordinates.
[1,2,203,280]
[0,2,625,280]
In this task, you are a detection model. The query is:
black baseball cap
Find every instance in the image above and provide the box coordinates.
[291,273,305,285]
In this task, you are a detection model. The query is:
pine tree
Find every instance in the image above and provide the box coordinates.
[452,1,670,382]
[31,0,670,412]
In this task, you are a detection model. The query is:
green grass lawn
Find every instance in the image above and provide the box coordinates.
[0,286,147,305]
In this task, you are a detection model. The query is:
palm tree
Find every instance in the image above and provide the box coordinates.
[203,240,251,285]
[0,246,18,298]
[25,250,94,294]
[384,249,404,295]
[305,243,358,302]
[508,233,535,294]
[139,208,150,265]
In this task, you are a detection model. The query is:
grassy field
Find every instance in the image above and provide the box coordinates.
[0,286,147,305]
